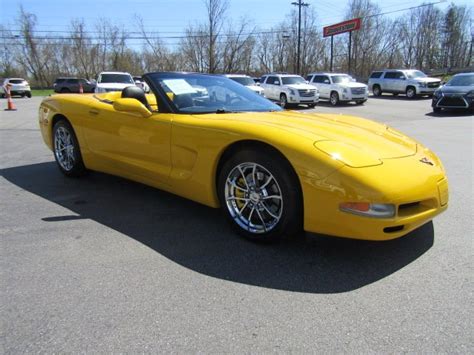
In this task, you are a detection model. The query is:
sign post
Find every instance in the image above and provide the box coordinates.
[323,18,361,74]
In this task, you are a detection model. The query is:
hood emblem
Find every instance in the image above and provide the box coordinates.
[420,157,434,166]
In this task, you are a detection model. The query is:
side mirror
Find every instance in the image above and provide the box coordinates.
[274,81,280,85]
[351,78,356,82]
[113,98,152,118]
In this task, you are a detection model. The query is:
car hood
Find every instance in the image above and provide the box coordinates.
[287,83,316,90]
[219,111,418,167]
[341,82,367,89]
[413,77,440,83]
[246,85,264,93]
[96,83,135,89]
[439,85,472,94]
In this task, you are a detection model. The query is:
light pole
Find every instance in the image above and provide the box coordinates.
[291,0,309,75]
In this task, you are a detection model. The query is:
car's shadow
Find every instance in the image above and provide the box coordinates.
[1,162,435,294]
[425,109,474,118]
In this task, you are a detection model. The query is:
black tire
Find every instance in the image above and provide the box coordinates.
[1,93,5,98]
[52,120,86,177]
[217,148,303,243]
[433,107,442,113]
[355,100,366,105]
[60,88,71,93]
[372,85,382,97]
[279,93,288,109]
[406,86,417,99]
[330,91,339,106]
[25,91,32,98]
[308,103,316,108]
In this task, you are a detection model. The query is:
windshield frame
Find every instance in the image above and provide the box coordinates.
[281,76,306,85]
[144,72,282,115]
[405,70,427,79]
[330,75,352,84]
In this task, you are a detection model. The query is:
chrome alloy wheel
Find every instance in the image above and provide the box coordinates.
[54,126,75,171]
[224,162,283,234]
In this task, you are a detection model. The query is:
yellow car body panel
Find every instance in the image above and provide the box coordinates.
[39,93,448,241]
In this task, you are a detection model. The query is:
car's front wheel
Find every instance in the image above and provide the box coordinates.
[406,86,417,99]
[218,149,302,242]
[372,85,382,97]
[53,120,86,177]
[330,91,339,106]
[280,93,288,109]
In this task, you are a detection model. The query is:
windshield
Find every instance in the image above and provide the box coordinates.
[147,72,282,114]
[281,76,306,85]
[229,76,255,86]
[405,70,427,79]
[331,75,352,84]
[99,74,134,84]
[9,79,26,84]
[446,75,474,87]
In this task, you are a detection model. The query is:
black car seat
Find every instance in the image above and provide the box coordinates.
[173,94,194,109]
[121,86,151,111]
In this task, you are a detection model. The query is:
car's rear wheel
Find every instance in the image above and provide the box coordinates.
[280,93,288,109]
[406,86,417,99]
[53,120,86,177]
[218,149,302,242]
[372,85,382,97]
[25,91,32,98]
[355,100,366,105]
[330,91,339,106]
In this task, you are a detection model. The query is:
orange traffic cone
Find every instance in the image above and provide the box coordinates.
[79,82,84,94]
[4,84,17,111]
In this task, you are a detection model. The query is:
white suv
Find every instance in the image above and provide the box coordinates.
[0,78,31,98]
[224,74,264,96]
[307,73,368,106]
[260,74,319,108]
[94,71,136,93]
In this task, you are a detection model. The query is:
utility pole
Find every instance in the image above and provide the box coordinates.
[291,0,309,75]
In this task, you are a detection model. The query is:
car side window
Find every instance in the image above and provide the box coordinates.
[66,79,78,84]
[323,76,330,84]
[306,75,313,82]
[265,76,274,85]
[384,72,397,79]
[395,71,406,80]
[370,72,382,78]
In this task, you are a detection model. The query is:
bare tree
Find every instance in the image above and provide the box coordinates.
[204,0,229,73]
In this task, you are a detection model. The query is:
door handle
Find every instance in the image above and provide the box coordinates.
[89,109,99,116]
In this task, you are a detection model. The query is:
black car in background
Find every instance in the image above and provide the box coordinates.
[53,77,95,93]
[432,73,474,113]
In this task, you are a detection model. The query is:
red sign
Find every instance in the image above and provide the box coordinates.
[323,18,361,37]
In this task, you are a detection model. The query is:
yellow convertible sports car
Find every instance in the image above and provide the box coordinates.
[38,72,448,242]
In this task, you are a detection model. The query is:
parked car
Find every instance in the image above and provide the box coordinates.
[224,74,264,96]
[38,71,448,242]
[368,69,441,99]
[53,77,95,93]
[0,78,31,98]
[432,73,474,113]
[260,73,319,108]
[133,76,150,93]
[94,71,135,93]
[307,72,368,106]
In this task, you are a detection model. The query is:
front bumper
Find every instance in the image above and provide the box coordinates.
[301,155,448,240]
[432,94,474,110]
[288,94,319,104]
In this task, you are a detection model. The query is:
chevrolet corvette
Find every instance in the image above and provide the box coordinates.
[38,72,448,242]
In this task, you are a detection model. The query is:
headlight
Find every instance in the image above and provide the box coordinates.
[340,203,396,218]
[466,90,474,98]
[289,89,296,95]
[417,82,427,87]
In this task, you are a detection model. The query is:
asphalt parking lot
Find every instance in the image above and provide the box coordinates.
[1,95,473,353]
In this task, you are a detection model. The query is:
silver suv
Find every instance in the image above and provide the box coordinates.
[368,69,441,99]
[260,73,319,108]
